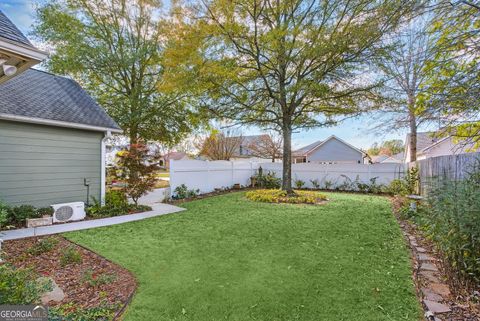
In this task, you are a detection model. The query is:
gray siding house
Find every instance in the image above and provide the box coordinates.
[0,10,120,207]
[0,69,121,207]
[292,136,369,164]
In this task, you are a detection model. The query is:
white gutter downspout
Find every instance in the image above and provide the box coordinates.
[101,131,111,205]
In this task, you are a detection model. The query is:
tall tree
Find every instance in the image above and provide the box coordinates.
[421,1,480,148]
[367,139,404,156]
[34,0,200,144]
[163,0,416,193]
[247,134,283,162]
[374,15,438,162]
[198,129,243,160]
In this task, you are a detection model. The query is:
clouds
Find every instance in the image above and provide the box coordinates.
[0,0,36,34]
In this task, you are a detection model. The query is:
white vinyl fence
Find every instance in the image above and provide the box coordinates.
[170,159,406,195]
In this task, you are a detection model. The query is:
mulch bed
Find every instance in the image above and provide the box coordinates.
[3,235,136,316]
[391,196,480,321]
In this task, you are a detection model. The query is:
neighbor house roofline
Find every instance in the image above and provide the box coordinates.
[302,135,366,156]
[419,136,451,154]
[0,37,48,61]
[0,113,123,133]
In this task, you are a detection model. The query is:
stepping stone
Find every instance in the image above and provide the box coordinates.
[430,283,451,297]
[423,300,451,314]
[418,253,434,261]
[411,240,418,247]
[39,278,65,304]
[419,271,441,283]
[421,263,439,272]
[416,247,427,253]
[422,287,444,302]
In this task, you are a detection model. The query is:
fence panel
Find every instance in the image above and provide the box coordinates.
[415,152,480,195]
[171,160,405,194]
[260,162,405,188]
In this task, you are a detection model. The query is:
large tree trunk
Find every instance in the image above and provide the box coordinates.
[281,125,293,194]
[408,110,417,162]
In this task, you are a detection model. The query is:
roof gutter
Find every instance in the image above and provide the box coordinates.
[0,37,48,61]
[0,113,122,133]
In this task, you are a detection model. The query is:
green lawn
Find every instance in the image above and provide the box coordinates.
[66,192,421,321]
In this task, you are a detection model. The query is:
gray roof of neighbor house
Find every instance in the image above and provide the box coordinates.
[406,132,443,152]
[0,69,121,131]
[0,10,34,47]
[292,140,323,156]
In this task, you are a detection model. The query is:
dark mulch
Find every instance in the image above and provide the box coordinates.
[391,196,480,321]
[3,235,136,313]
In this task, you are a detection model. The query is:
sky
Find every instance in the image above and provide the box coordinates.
[0,0,409,150]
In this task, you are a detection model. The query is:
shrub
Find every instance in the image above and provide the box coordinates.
[27,237,59,256]
[310,179,320,189]
[0,201,9,228]
[8,205,39,224]
[36,207,54,217]
[81,268,117,287]
[252,171,281,189]
[385,179,410,196]
[60,246,83,267]
[245,189,327,204]
[49,303,117,321]
[405,166,419,194]
[294,179,305,189]
[115,143,160,205]
[87,190,149,218]
[0,264,52,304]
[416,166,480,285]
[324,179,334,190]
[173,184,200,199]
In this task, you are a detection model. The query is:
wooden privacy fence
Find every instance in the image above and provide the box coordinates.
[413,152,480,195]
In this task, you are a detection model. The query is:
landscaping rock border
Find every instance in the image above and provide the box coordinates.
[392,199,480,320]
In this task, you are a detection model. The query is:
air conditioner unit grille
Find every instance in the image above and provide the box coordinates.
[55,206,74,221]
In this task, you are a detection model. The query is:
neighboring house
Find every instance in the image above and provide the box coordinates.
[0,11,121,207]
[404,132,479,162]
[371,152,404,164]
[160,151,190,170]
[292,135,370,164]
[0,10,47,83]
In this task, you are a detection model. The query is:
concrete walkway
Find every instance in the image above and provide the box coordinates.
[0,203,185,241]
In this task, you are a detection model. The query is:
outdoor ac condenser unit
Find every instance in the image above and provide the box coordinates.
[51,202,86,223]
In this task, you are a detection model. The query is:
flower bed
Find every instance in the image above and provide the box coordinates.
[245,189,328,204]
[2,235,136,320]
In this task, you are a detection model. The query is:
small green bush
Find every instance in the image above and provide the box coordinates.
[252,171,281,189]
[8,205,39,224]
[246,189,327,204]
[173,184,200,199]
[81,268,117,287]
[310,179,320,189]
[294,179,305,189]
[36,207,54,217]
[0,264,52,304]
[27,237,59,256]
[87,190,149,218]
[0,201,9,228]
[49,303,117,321]
[60,246,83,267]
[385,179,410,196]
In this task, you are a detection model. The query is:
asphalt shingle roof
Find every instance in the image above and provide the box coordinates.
[292,140,323,156]
[0,69,121,130]
[0,10,34,47]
